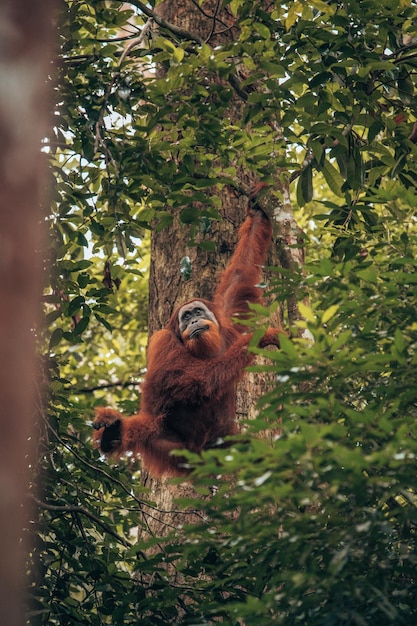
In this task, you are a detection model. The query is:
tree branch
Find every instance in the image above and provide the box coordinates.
[37,406,205,522]
[125,0,204,44]
[205,0,222,44]
[29,493,132,548]
[77,379,142,393]
[124,2,249,104]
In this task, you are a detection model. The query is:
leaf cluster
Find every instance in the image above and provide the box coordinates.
[162,206,417,625]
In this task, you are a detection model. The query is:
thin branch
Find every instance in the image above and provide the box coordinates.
[124,0,204,44]
[77,379,142,393]
[96,33,141,44]
[382,43,417,60]
[62,54,100,65]
[37,405,205,521]
[228,73,249,102]
[188,0,231,32]
[94,18,154,156]
[37,407,146,507]
[205,0,222,44]
[29,493,132,548]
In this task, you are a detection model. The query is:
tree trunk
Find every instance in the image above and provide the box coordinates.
[138,0,301,542]
[0,3,52,624]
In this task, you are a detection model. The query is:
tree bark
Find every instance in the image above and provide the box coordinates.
[0,2,52,624]
[138,0,299,542]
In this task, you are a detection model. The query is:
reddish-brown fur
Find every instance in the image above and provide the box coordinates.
[93,205,285,477]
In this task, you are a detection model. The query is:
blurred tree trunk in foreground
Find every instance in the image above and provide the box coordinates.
[0,3,52,624]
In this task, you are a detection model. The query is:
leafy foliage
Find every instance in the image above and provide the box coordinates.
[29,1,417,624]
[183,202,417,624]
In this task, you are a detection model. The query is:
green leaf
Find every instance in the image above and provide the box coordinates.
[321,304,339,324]
[77,231,89,247]
[180,208,200,224]
[309,139,324,164]
[198,240,216,251]
[253,22,271,39]
[49,327,63,349]
[296,163,313,207]
[394,328,406,353]
[154,211,172,232]
[285,0,301,29]
[77,273,90,288]
[356,267,378,283]
[63,260,92,272]
[68,295,85,317]
[321,159,345,197]
[73,316,90,335]
[45,310,62,325]
[94,313,113,332]
[346,146,363,190]
[173,47,185,63]
[298,302,316,324]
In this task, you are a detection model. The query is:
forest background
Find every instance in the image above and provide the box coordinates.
[10,0,417,624]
